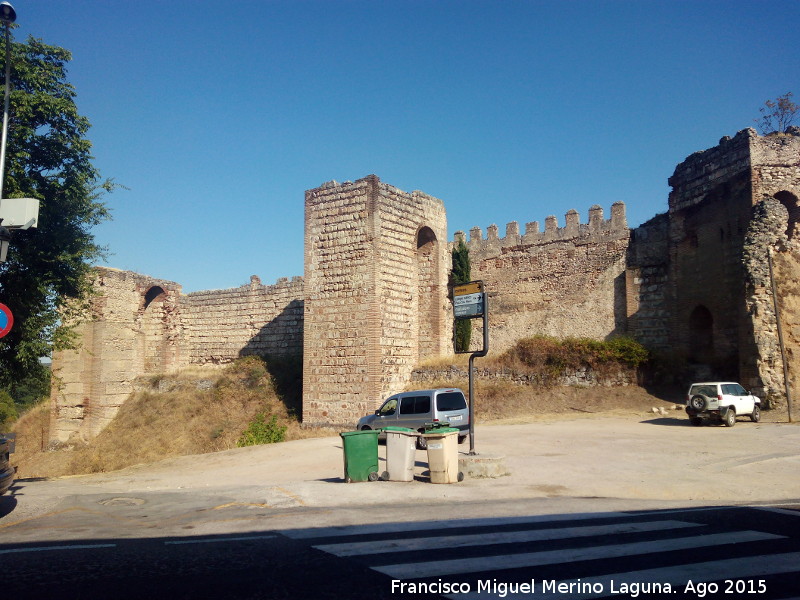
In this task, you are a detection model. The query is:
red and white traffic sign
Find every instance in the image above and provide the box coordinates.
[0,303,13,338]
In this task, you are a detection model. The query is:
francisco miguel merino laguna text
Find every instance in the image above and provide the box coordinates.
[392,578,682,597]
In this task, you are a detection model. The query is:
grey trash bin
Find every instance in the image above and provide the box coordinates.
[381,426,417,482]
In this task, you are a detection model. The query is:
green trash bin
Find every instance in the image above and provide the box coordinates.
[339,430,380,483]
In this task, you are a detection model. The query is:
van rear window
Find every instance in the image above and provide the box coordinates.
[690,385,717,397]
[436,392,467,411]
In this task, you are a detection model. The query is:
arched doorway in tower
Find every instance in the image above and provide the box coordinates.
[688,305,714,364]
[774,191,800,240]
[141,285,169,373]
[416,226,440,360]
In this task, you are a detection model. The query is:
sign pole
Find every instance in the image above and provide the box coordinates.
[452,280,488,455]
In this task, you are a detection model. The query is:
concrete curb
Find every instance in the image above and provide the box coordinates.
[459,453,510,479]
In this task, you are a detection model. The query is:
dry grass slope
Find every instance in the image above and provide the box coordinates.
[13,357,322,479]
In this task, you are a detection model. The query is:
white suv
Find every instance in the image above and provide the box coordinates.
[685,382,761,427]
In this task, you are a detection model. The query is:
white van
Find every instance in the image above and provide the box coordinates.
[356,388,469,448]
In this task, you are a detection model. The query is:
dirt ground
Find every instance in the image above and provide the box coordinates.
[12,383,793,481]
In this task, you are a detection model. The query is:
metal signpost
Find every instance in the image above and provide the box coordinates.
[453,280,488,455]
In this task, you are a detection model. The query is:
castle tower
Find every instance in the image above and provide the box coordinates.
[302,175,450,427]
[663,128,800,392]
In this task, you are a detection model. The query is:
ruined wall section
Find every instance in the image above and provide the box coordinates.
[668,130,754,213]
[50,268,304,444]
[665,128,800,384]
[667,130,757,372]
[452,203,629,352]
[741,198,791,401]
[50,268,182,444]
[740,131,800,399]
[181,275,304,365]
[750,128,800,199]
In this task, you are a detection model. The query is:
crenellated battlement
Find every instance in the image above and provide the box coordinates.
[184,274,304,298]
[452,202,627,261]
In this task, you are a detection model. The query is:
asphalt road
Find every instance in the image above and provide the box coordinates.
[1,503,799,599]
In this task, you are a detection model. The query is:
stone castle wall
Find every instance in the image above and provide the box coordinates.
[181,275,304,365]
[743,130,800,399]
[50,269,303,444]
[451,203,629,352]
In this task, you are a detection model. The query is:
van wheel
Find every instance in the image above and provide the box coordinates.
[750,405,761,422]
[458,435,467,444]
[724,407,736,427]
[416,434,427,450]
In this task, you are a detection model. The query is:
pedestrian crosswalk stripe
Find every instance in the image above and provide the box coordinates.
[283,512,631,540]
[372,530,783,579]
[754,505,800,517]
[314,519,704,557]
[450,551,800,600]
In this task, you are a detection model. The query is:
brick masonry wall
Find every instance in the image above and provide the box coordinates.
[181,275,304,365]
[302,176,448,428]
[302,177,375,427]
[50,268,182,444]
[626,213,670,350]
[451,203,630,352]
[665,128,800,388]
[50,268,303,444]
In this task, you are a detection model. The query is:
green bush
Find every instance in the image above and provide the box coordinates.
[500,335,649,383]
[237,412,287,447]
[0,389,18,429]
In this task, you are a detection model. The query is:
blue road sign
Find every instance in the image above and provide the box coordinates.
[0,303,13,338]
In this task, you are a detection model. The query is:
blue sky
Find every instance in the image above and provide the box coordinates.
[15,0,800,292]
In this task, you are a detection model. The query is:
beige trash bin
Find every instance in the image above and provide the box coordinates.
[423,427,463,484]
[381,427,418,482]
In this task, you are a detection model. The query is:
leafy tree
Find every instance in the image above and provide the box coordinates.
[5,365,50,411]
[0,32,112,392]
[0,389,18,429]
[451,239,472,352]
[756,92,799,134]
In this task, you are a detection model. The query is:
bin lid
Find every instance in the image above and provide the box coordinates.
[339,430,379,438]
[423,427,459,435]
[423,421,450,430]
[382,426,414,432]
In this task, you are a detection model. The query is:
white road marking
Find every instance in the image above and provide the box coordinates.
[315,520,703,556]
[374,530,784,579]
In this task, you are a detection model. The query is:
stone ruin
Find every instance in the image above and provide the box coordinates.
[50,129,800,443]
